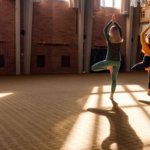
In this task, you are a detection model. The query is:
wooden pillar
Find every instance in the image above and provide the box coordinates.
[131,5,140,66]
[126,4,140,71]
[78,0,85,73]
[83,0,94,73]
[126,6,134,71]
[24,0,33,74]
[15,0,21,75]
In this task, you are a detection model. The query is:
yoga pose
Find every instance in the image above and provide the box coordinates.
[91,15,123,100]
[131,23,150,95]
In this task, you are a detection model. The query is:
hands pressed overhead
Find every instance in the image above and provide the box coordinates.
[112,14,116,23]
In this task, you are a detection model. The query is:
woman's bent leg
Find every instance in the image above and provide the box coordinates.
[91,60,109,72]
[131,62,144,71]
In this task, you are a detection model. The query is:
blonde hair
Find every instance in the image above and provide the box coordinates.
[109,26,123,43]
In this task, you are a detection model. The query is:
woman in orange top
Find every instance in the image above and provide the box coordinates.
[131,24,150,95]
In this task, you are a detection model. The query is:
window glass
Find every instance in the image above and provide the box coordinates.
[105,0,113,7]
[114,0,121,8]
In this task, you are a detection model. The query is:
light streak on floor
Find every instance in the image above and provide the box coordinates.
[61,84,150,150]
[61,87,100,150]
[0,92,13,98]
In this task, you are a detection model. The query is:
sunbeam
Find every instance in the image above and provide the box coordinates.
[0,92,13,98]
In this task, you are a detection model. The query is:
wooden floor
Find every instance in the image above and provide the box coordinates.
[0,72,150,150]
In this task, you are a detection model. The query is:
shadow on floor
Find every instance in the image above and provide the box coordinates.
[87,100,143,150]
[139,100,150,105]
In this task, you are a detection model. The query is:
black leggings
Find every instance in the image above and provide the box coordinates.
[131,56,150,89]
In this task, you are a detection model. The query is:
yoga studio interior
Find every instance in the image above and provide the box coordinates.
[0,0,150,149]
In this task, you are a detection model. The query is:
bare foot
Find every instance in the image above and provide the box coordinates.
[145,67,150,73]
[107,67,113,76]
[148,89,150,96]
[110,93,114,100]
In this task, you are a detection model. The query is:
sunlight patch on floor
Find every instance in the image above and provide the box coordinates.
[83,95,99,110]
[98,84,150,148]
[132,92,150,101]
[0,92,13,98]
[125,85,145,91]
[96,116,111,148]
[60,112,97,150]
[61,87,100,150]
[101,93,137,107]
[144,106,150,116]
[91,86,99,94]
[61,84,150,150]
[123,107,150,145]
[102,85,125,93]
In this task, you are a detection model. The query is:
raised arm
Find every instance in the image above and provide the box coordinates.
[104,21,112,40]
[114,22,122,37]
[141,26,150,46]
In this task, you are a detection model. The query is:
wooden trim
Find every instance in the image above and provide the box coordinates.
[37,42,69,46]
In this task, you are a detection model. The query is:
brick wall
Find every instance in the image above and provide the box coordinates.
[92,7,126,56]
[31,0,78,74]
[0,0,16,75]
[0,1,127,75]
